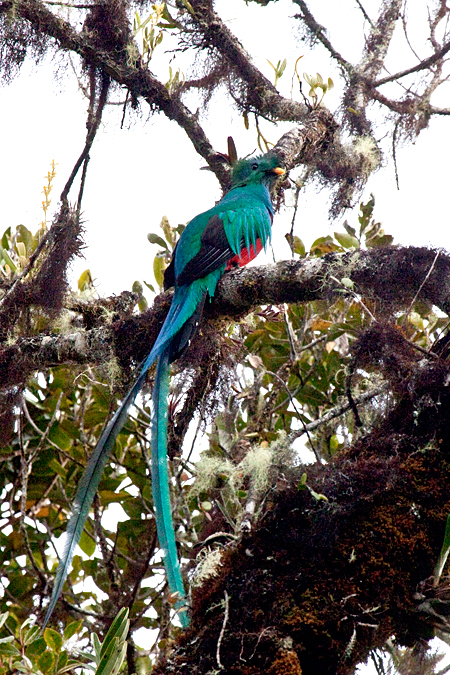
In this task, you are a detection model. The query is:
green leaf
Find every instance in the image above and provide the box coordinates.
[334,232,359,249]
[99,490,131,506]
[366,233,394,248]
[79,529,96,557]
[1,247,17,272]
[310,236,339,255]
[0,636,15,645]
[161,4,180,28]
[92,633,102,664]
[0,639,20,656]
[48,425,72,451]
[179,0,194,14]
[48,458,67,478]
[434,514,450,584]
[298,472,308,490]
[343,221,357,238]
[358,195,375,233]
[44,627,63,653]
[78,269,93,292]
[153,253,167,289]
[38,649,56,672]
[96,641,127,675]
[98,608,129,661]
[17,224,34,255]
[63,619,83,641]
[90,608,129,675]
[143,280,155,293]
[340,278,354,289]
[1,226,11,249]
[0,611,9,630]
[122,499,144,519]
[23,625,41,645]
[309,488,329,502]
[147,233,168,250]
[138,296,148,312]
[57,659,87,674]
[26,636,47,659]
[329,435,341,454]
[56,649,68,671]
[292,236,306,257]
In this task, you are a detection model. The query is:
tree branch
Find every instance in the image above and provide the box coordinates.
[373,39,450,86]
[343,0,402,135]
[292,0,354,76]
[4,247,449,380]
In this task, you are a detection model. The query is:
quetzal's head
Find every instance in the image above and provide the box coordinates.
[231,154,285,189]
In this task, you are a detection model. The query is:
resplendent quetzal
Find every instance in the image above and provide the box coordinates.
[43,152,285,629]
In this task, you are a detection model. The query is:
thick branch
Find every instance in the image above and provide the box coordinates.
[344,0,403,135]
[3,247,449,380]
[360,0,403,80]
[210,246,450,318]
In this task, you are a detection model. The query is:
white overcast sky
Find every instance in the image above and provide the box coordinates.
[1,0,450,670]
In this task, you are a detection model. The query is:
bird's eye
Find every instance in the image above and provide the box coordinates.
[251,162,258,170]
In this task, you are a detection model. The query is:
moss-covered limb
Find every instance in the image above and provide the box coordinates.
[0,290,171,396]
[153,339,450,675]
[0,206,84,341]
[2,246,449,387]
[211,246,450,319]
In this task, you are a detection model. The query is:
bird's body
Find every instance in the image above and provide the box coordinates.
[43,153,284,629]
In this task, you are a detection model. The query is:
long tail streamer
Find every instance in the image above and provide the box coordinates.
[151,349,189,626]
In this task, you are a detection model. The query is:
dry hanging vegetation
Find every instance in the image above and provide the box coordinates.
[1,1,450,674]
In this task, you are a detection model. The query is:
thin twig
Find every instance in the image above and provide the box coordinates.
[19,414,48,583]
[76,151,90,215]
[61,72,110,204]
[21,394,65,455]
[392,118,400,190]
[216,590,230,669]
[354,0,375,28]
[373,39,450,86]
[293,0,353,75]
[404,249,442,320]
[44,1,93,6]
[329,275,378,323]
[401,5,421,62]
[288,385,389,442]
[345,365,363,428]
